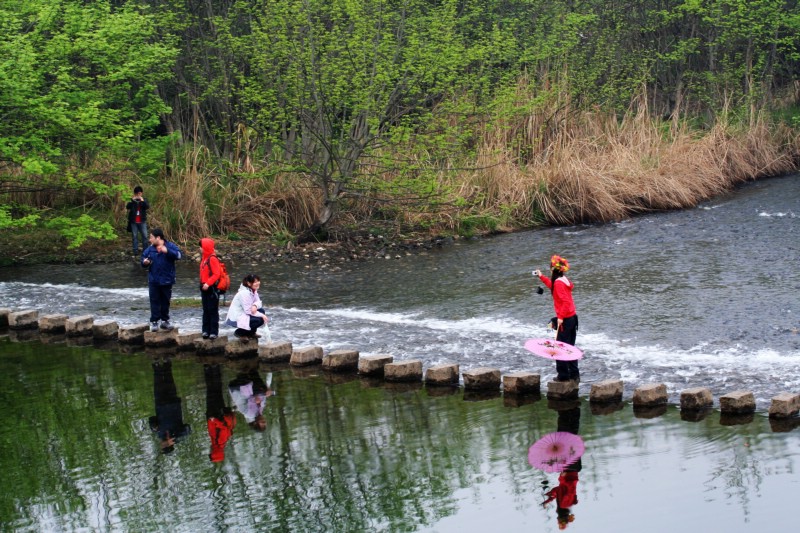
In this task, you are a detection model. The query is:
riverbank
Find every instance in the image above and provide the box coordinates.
[0,225,470,268]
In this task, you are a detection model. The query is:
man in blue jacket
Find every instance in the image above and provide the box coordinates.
[141,228,182,332]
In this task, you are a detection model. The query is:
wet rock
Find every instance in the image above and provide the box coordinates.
[290,345,323,366]
[358,354,393,376]
[719,390,756,415]
[66,315,94,337]
[144,328,178,347]
[680,387,713,410]
[9,309,38,330]
[462,367,501,390]
[225,338,259,358]
[322,349,359,372]
[39,314,68,334]
[632,383,667,407]
[194,335,228,354]
[590,379,623,403]
[259,341,293,363]
[92,319,119,340]
[119,324,149,344]
[547,379,579,400]
[502,371,540,394]
[768,392,800,419]
[385,359,423,382]
[425,363,460,386]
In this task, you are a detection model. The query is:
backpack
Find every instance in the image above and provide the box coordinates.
[207,254,231,293]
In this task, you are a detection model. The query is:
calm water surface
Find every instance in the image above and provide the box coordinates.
[0,339,798,532]
[0,174,799,531]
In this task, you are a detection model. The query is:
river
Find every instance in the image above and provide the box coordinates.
[1,174,798,408]
[1,174,799,532]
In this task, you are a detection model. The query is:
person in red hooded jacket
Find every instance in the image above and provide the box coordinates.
[199,238,223,339]
[204,363,236,463]
[533,255,579,382]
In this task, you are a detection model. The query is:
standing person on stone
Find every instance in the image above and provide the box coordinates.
[126,186,150,256]
[141,228,182,332]
[199,238,222,339]
[533,255,579,382]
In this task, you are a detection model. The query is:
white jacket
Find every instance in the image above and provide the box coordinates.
[225,284,264,329]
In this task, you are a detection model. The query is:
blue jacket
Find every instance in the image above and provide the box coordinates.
[141,241,182,285]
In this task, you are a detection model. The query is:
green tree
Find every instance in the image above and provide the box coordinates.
[0,0,177,242]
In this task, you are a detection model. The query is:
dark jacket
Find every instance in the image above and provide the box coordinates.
[126,197,149,223]
[141,241,182,285]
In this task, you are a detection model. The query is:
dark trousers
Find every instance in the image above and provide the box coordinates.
[556,315,579,380]
[234,308,265,337]
[149,283,173,323]
[201,287,219,335]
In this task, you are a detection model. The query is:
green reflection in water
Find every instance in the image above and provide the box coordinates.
[1,336,799,532]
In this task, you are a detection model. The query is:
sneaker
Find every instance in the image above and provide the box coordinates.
[209,334,217,340]
[160,321,174,331]
[150,322,159,332]
[202,332,210,339]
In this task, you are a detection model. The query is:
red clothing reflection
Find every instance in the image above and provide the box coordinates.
[207,412,236,463]
[542,471,579,529]
[543,471,579,508]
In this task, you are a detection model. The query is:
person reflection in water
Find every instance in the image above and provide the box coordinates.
[149,359,191,454]
[542,405,582,530]
[542,470,579,529]
[205,364,237,463]
[228,363,275,432]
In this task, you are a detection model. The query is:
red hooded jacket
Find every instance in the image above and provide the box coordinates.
[200,238,222,287]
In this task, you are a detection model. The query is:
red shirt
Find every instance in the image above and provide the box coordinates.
[538,275,576,319]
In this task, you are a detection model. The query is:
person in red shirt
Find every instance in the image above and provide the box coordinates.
[533,255,579,382]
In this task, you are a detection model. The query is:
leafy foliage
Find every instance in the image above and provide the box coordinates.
[45,214,117,248]
[1,0,799,245]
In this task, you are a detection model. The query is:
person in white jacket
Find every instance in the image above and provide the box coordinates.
[225,274,269,341]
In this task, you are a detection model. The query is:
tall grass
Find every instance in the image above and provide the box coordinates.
[463,84,798,226]
[4,80,797,247]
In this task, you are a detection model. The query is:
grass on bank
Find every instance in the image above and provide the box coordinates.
[2,98,799,259]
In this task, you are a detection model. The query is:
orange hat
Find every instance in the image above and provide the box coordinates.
[550,255,570,272]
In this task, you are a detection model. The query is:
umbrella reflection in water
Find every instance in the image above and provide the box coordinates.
[533,404,584,530]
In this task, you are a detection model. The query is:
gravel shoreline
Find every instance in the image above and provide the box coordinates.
[5,233,467,268]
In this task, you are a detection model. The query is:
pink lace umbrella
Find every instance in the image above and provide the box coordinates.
[524,338,583,361]
[528,432,585,473]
